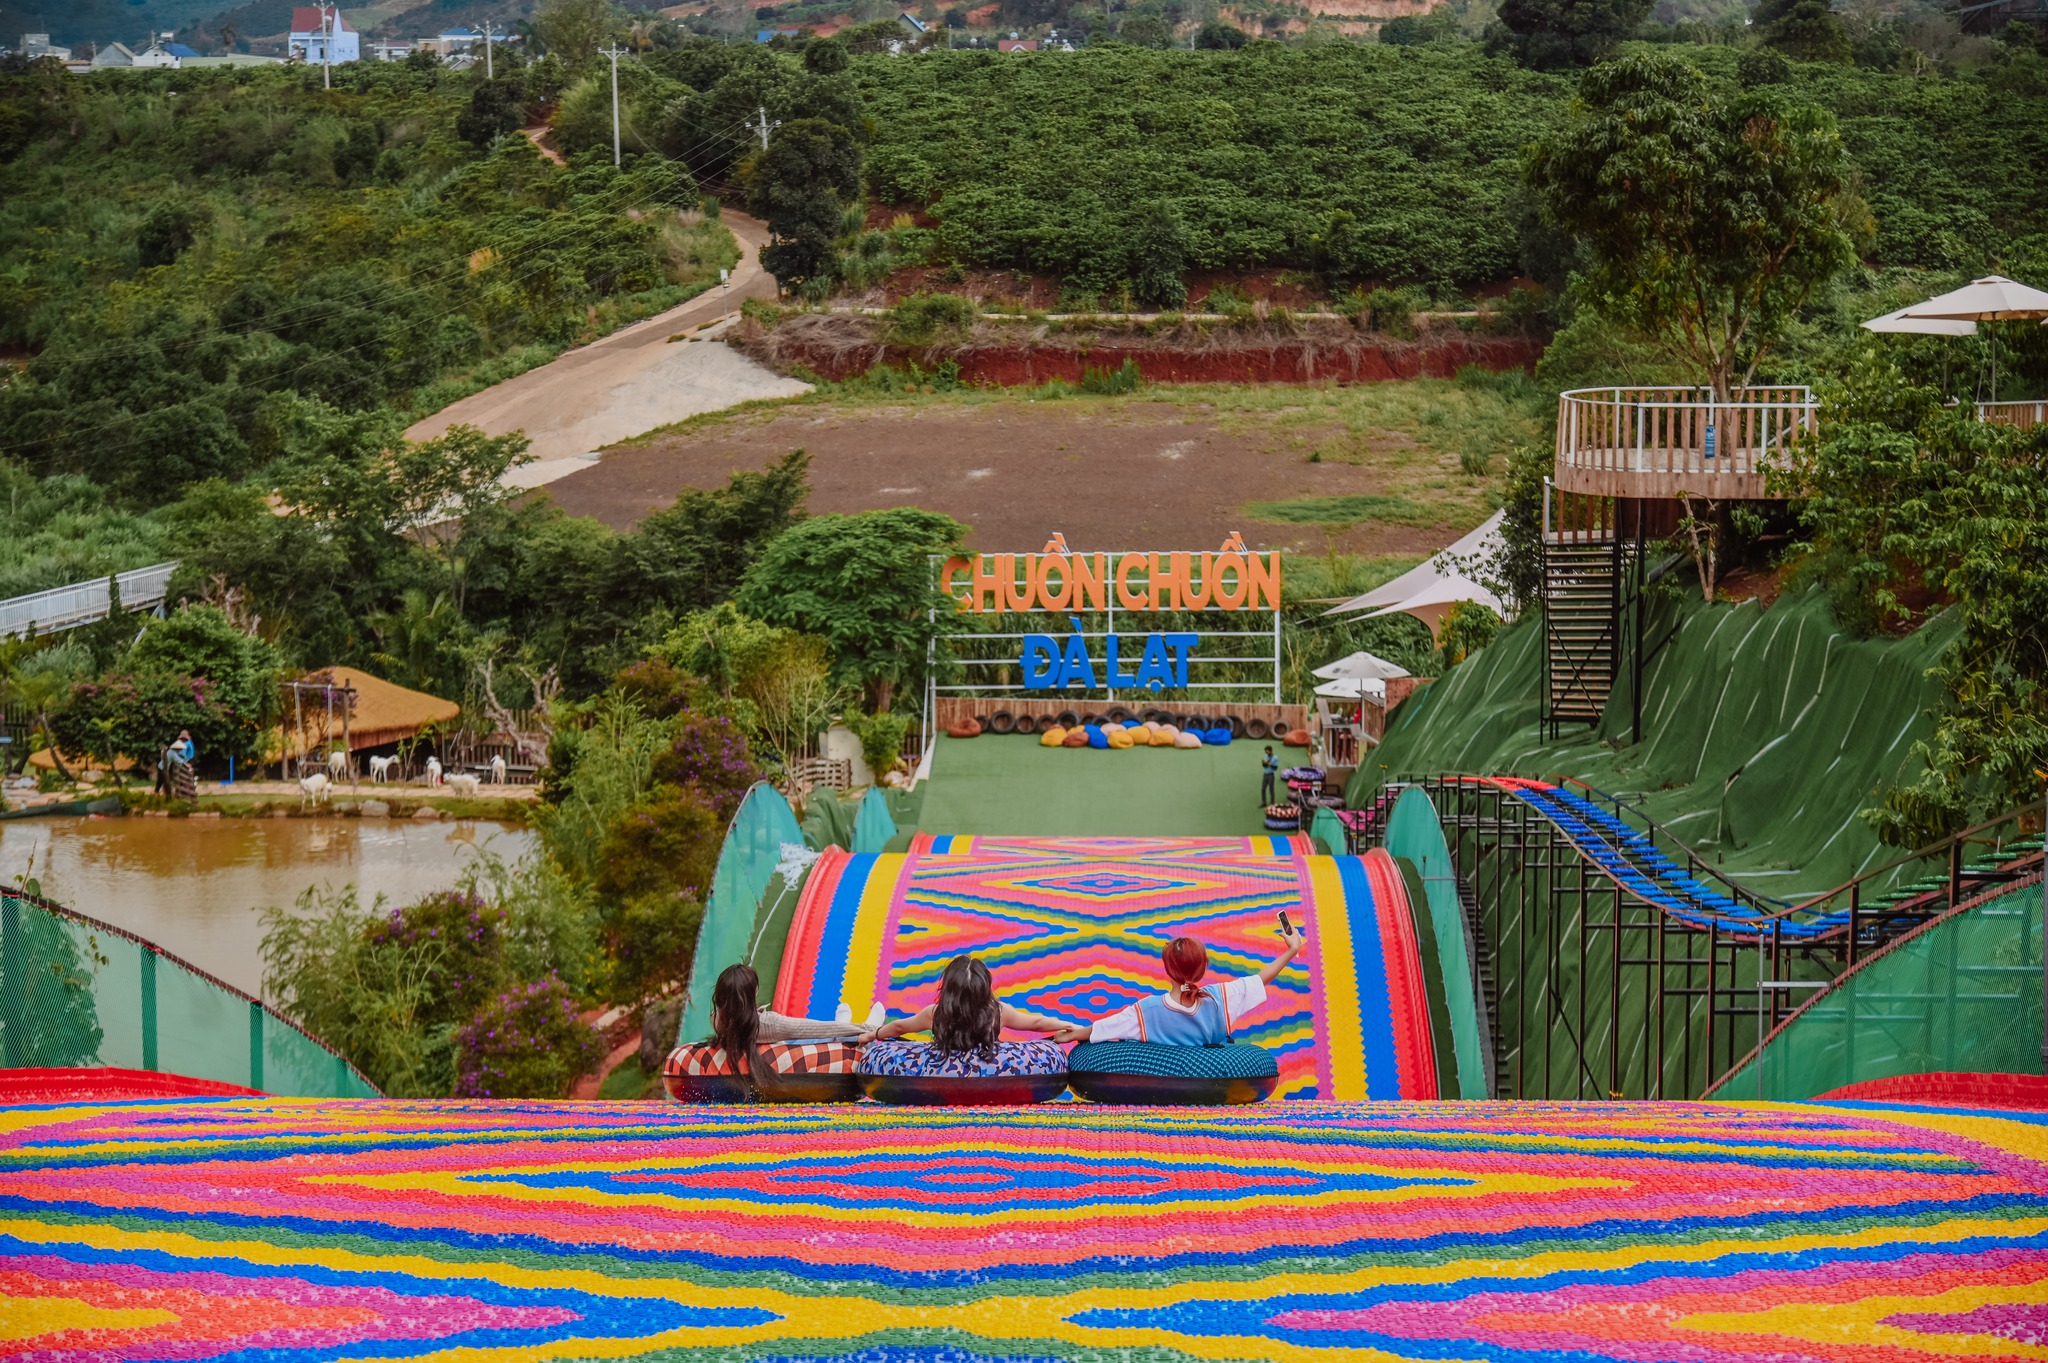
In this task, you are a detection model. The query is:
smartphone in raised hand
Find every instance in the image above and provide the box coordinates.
[1278,910,1300,938]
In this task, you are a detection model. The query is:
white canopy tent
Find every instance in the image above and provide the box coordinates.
[1314,675,1388,702]
[1312,650,1411,683]
[1324,511,1508,639]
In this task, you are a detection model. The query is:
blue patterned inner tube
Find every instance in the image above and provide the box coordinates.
[858,1039,1070,1106]
[1065,1041,1280,1106]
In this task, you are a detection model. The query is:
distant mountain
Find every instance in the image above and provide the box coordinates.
[3,0,235,49]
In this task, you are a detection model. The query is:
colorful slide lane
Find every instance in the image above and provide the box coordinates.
[774,835,1439,1099]
[2,1097,2045,1362]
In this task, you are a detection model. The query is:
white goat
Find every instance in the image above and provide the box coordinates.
[425,756,443,786]
[325,749,348,780]
[299,772,331,805]
[444,772,481,798]
[368,755,397,783]
[489,755,507,785]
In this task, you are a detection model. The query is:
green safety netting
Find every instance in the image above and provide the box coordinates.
[0,889,378,1097]
[853,789,898,854]
[1383,788,1489,1099]
[1713,878,2044,1102]
[1355,587,1959,899]
[680,783,808,1043]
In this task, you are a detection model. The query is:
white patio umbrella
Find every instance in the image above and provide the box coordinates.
[1312,650,1412,683]
[1315,676,1386,703]
[1860,304,1976,337]
[1900,276,2048,400]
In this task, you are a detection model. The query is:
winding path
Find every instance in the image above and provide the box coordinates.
[404,209,803,490]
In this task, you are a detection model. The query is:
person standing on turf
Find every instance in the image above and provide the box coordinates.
[1261,746,1278,806]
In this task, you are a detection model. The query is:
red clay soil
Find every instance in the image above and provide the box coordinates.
[543,399,1472,557]
[750,333,1541,386]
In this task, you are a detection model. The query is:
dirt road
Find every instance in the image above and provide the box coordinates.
[405,211,805,489]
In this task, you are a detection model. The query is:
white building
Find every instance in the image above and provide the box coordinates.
[287,6,360,65]
[92,36,183,68]
[20,33,72,60]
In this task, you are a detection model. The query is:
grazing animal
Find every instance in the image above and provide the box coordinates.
[489,755,507,785]
[368,755,397,783]
[325,750,348,780]
[299,772,331,805]
[425,756,442,786]
[445,772,481,798]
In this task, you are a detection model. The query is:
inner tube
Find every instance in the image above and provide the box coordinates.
[987,710,1016,735]
[1224,714,1246,737]
[1013,714,1039,735]
[1066,1041,1280,1106]
[1243,718,1270,740]
[1055,709,1081,730]
[1104,705,1133,724]
[861,1073,1071,1105]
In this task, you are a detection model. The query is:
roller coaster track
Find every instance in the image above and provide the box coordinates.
[1352,774,2044,1100]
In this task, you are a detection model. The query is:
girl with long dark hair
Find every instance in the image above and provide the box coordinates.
[705,962,870,1080]
[870,955,1070,1056]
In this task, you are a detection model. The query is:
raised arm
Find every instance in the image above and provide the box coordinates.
[1256,927,1307,986]
[871,1005,935,1041]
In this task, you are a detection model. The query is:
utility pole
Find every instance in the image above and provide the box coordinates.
[600,44,627,167]
[752,105,779,149]
[480,20,494,78]
[321,3,331,88]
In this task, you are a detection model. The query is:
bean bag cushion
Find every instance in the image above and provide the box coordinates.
[1174,731,1202,749]
[1202,727,1232,745]
[1147,725,1175,747]
[1284,728,1312,748]
[1066,1041,1280,1105]
[858,1039,1069,1105]
[1084,724,1109,749]
[1039,726,1067,747]
[662,1039,863,1103]
[1062,729,1089,748]
[1106,726,1135,749]
[946,718,981,739]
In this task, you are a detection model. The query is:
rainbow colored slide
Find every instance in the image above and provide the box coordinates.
[774,834,1448,1099]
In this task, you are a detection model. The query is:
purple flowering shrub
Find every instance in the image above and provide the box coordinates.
[365,891,507,1029]
[454,975,607,1099]
[649,712,760,823]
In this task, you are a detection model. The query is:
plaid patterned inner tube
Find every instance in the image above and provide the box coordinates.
[662,1040,863,1103]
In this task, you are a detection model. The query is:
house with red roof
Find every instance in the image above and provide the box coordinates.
[288,5,359,64]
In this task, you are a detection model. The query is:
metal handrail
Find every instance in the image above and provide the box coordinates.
[0,562,178,638]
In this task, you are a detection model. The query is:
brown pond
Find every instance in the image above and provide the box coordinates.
[0,816,536,998]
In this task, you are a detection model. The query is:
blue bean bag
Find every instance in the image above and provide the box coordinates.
[1066,1041,1279,1105]
[1203,727,1232,745]
[1084,724,1109,749]
[858,1039,1070,1105]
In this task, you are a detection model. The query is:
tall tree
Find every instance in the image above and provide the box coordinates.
[534,0,618,70]
[1492,0,1652,69]
[1525,54,1870,398]
[746,118,862,294]
[735,508,966,712]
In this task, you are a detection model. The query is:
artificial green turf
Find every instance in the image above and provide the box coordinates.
[916,733,1276,836]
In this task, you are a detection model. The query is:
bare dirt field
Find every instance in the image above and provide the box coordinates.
[545,401,1433,553]
[541,377,1543,554]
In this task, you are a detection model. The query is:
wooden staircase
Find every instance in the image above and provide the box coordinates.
[1542,538,1620,733]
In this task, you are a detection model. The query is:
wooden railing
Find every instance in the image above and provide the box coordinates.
[1980,398,2046,432]
[1555,387,1816,501]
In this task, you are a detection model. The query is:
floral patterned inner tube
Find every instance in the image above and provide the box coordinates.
[1066,1041,1281,1105]
[662,1039,863,1103]
[857,1039,1070,1105]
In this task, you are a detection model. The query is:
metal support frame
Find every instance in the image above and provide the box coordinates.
[1355,775,2044,1101]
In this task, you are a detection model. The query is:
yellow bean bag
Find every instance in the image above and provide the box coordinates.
[1107,726,1135,749]
[1174,731,1203,749]
[1148,725,1177,747]
[1040,727,1067,747]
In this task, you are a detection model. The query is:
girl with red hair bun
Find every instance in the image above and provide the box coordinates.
[1056,924,1305,1046]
